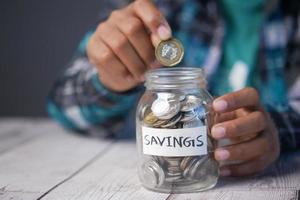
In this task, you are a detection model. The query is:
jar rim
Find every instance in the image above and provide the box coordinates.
[145,67,207,90]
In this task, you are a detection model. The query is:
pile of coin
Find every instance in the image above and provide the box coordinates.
[141,92,216,188]
[143,92,207,129]
[142,155,215,188]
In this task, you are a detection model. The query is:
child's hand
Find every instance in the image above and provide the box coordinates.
[212,87,280,176]
[87,0,171,92]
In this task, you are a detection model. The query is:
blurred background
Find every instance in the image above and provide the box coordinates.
[0,0,102,117]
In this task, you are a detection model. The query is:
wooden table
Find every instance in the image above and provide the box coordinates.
[0,119,299,200]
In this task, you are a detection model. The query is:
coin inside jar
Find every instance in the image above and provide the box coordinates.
[155,38,184,67]
[151,98,170,118]
[143,112,158,125]
[142,159,165,187]
[160,112,182,128]
[137,67,219,192]
[151,98,180,120]
[180,95,202,112]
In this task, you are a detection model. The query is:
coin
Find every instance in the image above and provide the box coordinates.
[157,92,176,100]
[152,119,168,127]
[151,98,170,117]
[155,38,184,67]
[180,95,202,112]
[190,157,217,182]
[152,98,180,120]
[165,174,182,182]
[177,94,186,102]
[142,92,214,187]
[140,105,150,120]
[153,156,166,167]
[184,156,208,180]
[143,164,159,187]
[167,167,181,174]
[160,112,182,128]
[142,159,165,187]
[182,157,199,178]
[164,157,182,166]
[144,112,158,125]
[180,156,194,171]
[180,111,197,122]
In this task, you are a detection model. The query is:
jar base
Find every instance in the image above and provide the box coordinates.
[141,176,218,194]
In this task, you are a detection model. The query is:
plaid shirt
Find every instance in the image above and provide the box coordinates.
[48,0,300,151]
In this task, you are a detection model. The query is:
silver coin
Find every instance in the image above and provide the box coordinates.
[180,156,194,171]
[164,157,182,166]
[176,94,186,102]
[140,105,150,120]
[160,112,182,128]
[167,165,181,174]
[180,95,202,112]
[160,99,181,119]
[151,98,180,120]
[142,159,165,187]
[180,111,197,122]
[157,92,176,100]
[151,98,170,118]
[143,165,159,187]
[188,156,209,179]
[182,157,199,178]
[165,173,182,182]
[152,156,166,167]
[192,157,217,181]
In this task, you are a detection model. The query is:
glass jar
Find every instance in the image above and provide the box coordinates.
[136,67,219,193]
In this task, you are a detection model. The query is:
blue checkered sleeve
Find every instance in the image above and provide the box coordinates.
[47,31,140,137]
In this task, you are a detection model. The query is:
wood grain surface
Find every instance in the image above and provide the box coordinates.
[0,119,299,200]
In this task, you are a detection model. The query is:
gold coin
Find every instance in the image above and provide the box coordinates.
[144,112,158,125]
[155,38,184,67]
[153,119,168,127]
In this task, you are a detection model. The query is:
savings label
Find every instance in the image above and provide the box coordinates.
[142,126,207,157]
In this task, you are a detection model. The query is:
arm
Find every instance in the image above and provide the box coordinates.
[47,0,172,137]
[47,0,137,137]
[270,107,300,152]
[47,31,140,137]
[271,70,300,152]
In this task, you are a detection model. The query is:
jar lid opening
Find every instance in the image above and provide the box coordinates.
[145,67,207,90]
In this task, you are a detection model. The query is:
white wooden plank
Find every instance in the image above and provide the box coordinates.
[0,118,48,154]
[40,142,300,200]
[0,190,39,200]
[42,141,170,200]
[215,152,300,190]
[0,119,299,200]
[0,120,112,199]
[169,190,298,200]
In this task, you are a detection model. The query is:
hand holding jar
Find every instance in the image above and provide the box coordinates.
[212,87,280,177]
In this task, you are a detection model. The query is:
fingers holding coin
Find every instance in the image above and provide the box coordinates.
[155,38,184,67]
[87,0,174,92]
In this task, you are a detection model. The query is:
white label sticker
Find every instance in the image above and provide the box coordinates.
[142,126,207,157]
